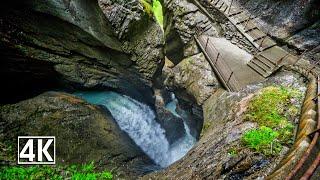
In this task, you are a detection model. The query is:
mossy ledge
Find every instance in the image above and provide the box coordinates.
[241,86,303,156]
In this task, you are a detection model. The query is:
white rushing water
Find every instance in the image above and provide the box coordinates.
[74,91,195,167]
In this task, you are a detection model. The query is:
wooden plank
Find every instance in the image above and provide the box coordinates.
[232,13,249,24]
[252,58,273,71]
[248,29,266,41]
[256,55,276,68]
[255,37,277,50]
[259,46,288,64]
[194,36,232,91]
[247,61,267,76]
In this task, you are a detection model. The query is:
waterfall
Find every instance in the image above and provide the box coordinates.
[165,93,196,163]
[74,91,195,167]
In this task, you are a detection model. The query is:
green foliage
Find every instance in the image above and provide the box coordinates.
[152,0,164,30]
[0,162,112,180]
[245,86,301,129]
[140,0,153,16]
[140,0,164,30]
[201,121,212,137]
[241,86,303,156]
[227,148,238,157]
[242,126,282,156]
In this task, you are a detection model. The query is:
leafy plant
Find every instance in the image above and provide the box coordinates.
[242,126,281,156]
[152,0,164,30]
[0,162,113,180]
[227,148,238,157]
[140,0,164,30]
[140,0,153,16]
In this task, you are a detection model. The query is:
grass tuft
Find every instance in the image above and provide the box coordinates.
[242,126,281,156]
[241,86,303,156]
[0,162,112,180]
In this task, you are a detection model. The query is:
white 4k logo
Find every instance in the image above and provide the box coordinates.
[18,136,55,164]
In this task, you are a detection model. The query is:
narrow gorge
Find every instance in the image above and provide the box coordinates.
[0,0,319,179]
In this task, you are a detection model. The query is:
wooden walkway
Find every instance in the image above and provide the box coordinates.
[195,35,264,91]
[195,35,241,91]
[193,0,300,85]
[192,1,320,178]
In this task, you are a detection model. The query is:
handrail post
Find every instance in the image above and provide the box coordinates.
[244,15,251,31]
[259,29,270,49]
[215,53,220,65]
[205,37,210,51]
[227,71,234,83]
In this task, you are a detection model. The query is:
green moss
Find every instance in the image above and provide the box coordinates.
[242,126,282,156]
[200,121,212,137]
[245,86,301,129]
[140,0,164,30]
[241,86,303,156]
[0,162,113,180]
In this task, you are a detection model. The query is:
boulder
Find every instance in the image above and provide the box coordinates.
[0,0,164,105]
[0,92,152,177]
[164,53,221,106]
[154,89,186,145]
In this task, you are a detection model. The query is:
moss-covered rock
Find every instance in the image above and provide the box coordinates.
[0,92,152,178]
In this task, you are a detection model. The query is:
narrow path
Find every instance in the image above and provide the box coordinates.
[191,0,320,178]
[193,0,300,78]
[195,35,264,91]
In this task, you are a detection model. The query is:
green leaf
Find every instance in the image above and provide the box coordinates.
[152,0,164,30]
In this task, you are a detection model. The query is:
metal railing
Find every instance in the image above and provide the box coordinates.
[195,35,241,91]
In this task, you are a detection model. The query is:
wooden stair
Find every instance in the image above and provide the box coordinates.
[247,46,291,77]
[247,55,278,77]
[207,0,277,51]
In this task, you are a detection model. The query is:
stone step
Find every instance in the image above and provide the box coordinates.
[247,61,270,77]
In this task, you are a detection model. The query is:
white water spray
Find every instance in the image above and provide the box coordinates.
[74,91,195,167]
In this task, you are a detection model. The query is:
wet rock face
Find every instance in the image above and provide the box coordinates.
[162,53,221,139]
[0,0,164,104]
[154,89,186,145]
[237,0,320,51]
[98,0,144,39]
[164,53,221,106]
[0,92,152,177]
[144,70,306,179]
[164,0,221,63]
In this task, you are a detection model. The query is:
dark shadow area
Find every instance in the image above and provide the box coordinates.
[0,46,61,104]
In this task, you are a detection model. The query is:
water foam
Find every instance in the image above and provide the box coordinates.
[74,91,195,167]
